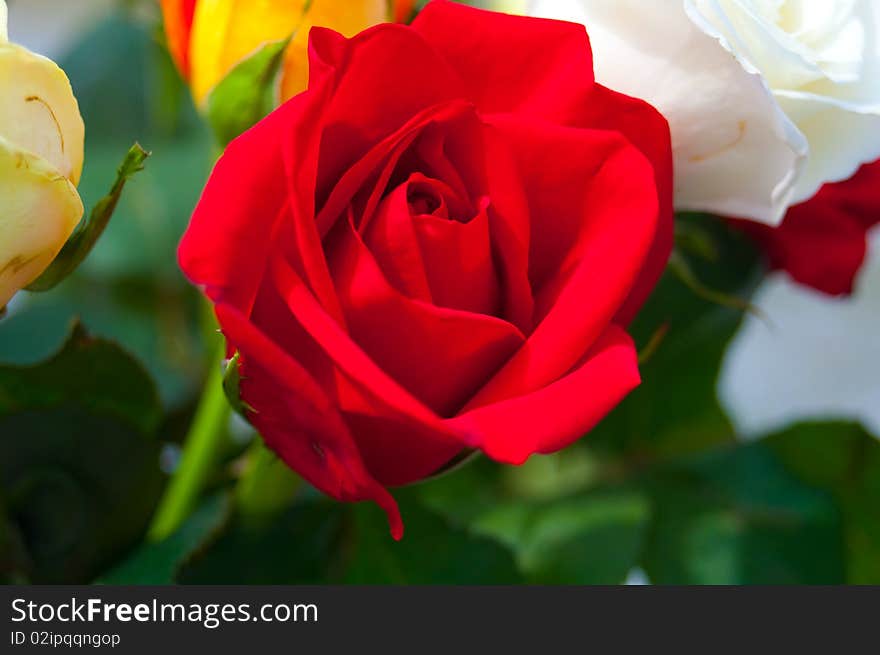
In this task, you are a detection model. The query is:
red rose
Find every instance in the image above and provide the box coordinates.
[179,0,672,538]
[735,160,880,296]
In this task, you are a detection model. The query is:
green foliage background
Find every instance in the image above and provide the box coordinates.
[1,1,878,585]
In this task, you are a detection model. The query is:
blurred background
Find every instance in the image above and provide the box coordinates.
[2,0,878,585]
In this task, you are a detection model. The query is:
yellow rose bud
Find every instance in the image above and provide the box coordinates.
[161,0,391,106]
[0,0,85,309]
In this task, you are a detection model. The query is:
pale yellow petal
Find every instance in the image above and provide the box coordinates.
[0,41,85,185]
[0,136,84,308]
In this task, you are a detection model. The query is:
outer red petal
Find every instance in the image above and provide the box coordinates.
[448,326,640,464]
[411,2,673,323]
[580,85,674,324]
[215,303,404,540]
[306,24,464,206]
[464,119,659,409]
[178,92,309,317]
[412,0,595,117]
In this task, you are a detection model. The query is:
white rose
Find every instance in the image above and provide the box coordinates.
[0,0,84,309]
[719,226,880,439]
[527,0,880,226]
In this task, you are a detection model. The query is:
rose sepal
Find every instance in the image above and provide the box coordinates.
[204,37,290,147]
[26,143,150,293]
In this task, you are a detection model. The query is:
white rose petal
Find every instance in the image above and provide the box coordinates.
[719,227,880,440]
[528,0,880,224]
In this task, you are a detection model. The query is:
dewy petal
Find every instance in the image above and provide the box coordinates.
[0,41,85,184]
[0,136,83,308]
[530,0,807,225]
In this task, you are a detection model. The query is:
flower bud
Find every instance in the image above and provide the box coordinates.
[0,0,85,309]
[161,0,393,107]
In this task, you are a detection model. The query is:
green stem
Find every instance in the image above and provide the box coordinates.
[148,341,230,541]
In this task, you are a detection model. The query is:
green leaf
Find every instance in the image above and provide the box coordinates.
[641,442,845,584]
[0,409,164,583]
[0,322,164,583]
[470,488,650,584]
[98,494,231,585]
[0,501,31,584]
[343,494,523,584]
[765,422,880,584]
[418,461,645,584]
[178,490,521,584]
[27,144,151,293]
[205,38,290,147]
[177,498,350,584]
[0,321,161,435]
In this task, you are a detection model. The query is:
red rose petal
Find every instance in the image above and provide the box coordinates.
[178,1,676,537]
[412,0,595,118]
[366,175,500,315]
[215,303,404,539]
[462,118,658,409]
[327,216,525,417]
[306,24,465,208]
[735,160,880,296]
[579,85,674,324]
[449,325,640,465]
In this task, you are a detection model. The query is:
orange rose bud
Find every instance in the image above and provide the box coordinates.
[159,0,196,79]
[394,0,417,23]
[159,0,392,106]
